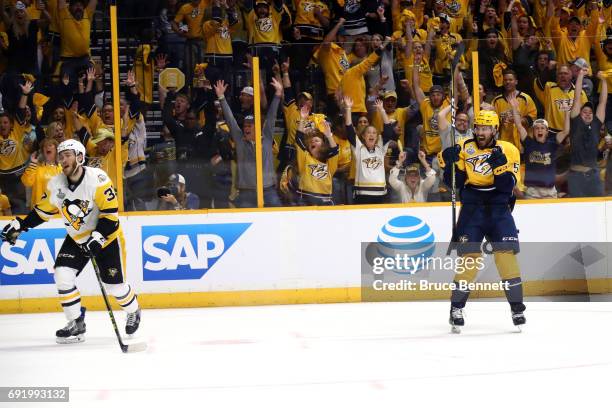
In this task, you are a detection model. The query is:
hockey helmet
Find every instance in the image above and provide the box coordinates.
[473,109,499,129]
[58,139,86,165]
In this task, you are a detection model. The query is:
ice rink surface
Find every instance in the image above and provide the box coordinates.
[1,301,612,408]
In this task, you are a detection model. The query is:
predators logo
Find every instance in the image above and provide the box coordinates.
[428,110,440,132]
[302,1,316,12]
[87,157,103,169]
[445,0,462,17]
[256,17,273,33]
[362,156,382,170]
[554,98,573,112]
[0,139,16,156]
[219,25,230,39]
[465,154,492,175]
[339,55,350,71]
[61,199,91,231]
[308,163,329,180]
[344,0,360,14]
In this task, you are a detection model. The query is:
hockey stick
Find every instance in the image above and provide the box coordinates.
[90,255,146,353]
[446,42,465,256]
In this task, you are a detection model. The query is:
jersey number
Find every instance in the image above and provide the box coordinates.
[103,187,116,202]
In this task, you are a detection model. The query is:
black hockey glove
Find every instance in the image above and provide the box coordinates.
[83,231,105,258]
[1,218,25,245]
[442,145,461,165]
[486,146,507,170]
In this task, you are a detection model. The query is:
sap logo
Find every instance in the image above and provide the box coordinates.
[0,229,65,285]
[142,223,251,281]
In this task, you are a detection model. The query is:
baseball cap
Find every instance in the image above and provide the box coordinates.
[568,15,582,24]
[241,86,254,96]
[255,0,269,6]
[405,164,420,174]
[429,84,445,94]
[582,101,594,111]
[438,13,450,24]
[383,90,398,100]
[243,114,255,123]
[571,57,589,70]
[91,128,115,144]
[169,173,186,185]
[298,91,313,100]
[604,36,612,44]
[532,118,549,128]
[15,1,26,10]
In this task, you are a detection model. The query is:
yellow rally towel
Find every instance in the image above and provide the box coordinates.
[493,62,508,88]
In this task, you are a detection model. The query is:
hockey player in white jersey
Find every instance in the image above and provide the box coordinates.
[1,140,141,343]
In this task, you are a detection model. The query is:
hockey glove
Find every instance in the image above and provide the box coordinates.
[485,146,508,170]
[1,218,25,245]
[83,231,105,258]
[442,145,461,165]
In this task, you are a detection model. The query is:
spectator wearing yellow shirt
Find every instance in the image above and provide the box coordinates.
[203,1,238,84]
[431,13,463,77]
[492,69,537,150]
[339,40,385,119]
[0,80,34,214]
[245,0,285,71]
[413,67,449,159]
[57,0,97,83]
[548,0,600,66]
[312,18,349,115]
[172,0,211,85]
[20,137,62,209]
[0,187,11,215]
[534,64,588,132]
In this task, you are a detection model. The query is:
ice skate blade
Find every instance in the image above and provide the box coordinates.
[450,325,462,334]
[56,334,85,344]
[515,324,524,333]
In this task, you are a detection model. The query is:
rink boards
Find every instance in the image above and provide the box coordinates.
[1,199,611,313]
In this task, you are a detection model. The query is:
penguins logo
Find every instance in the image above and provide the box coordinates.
[0,139,16,156]
[308,163,329,180]
[362,157,382,170]
[256,17,273,32]
[61,199,91,230]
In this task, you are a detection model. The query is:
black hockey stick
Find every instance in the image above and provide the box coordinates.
[90,255,146,353]
[446,41,465,256]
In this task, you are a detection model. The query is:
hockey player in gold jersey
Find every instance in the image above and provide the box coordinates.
[1,140,141,344]
[439,110,526,332]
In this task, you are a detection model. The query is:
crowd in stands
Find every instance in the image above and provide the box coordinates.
[1,0,612,213]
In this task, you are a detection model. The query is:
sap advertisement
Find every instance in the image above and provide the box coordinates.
[0,201,610,302]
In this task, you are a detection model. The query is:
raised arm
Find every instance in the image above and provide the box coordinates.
[507,93,527,141]
[264,77,283,141]
[343,96,356,146]
[556,111,571,144]
[437,104,452,131]
[596,71,608,123]
[321,119,337,149]
[214,80,241,142]
[412,53,426,104]
[570,68,586,119]
[321,17,345,50]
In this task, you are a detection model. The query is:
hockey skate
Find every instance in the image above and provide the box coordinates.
[56,307,86,344]
[449,306,464,334]
[512,311,526,332]
[126,309,141,336]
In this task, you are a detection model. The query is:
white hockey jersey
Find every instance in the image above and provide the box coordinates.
[34,166,121,245]
[352,137,391,196]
